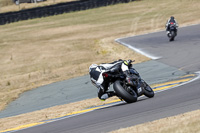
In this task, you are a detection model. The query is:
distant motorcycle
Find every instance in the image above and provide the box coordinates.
[102,60,154,103]
[167,22,177,41]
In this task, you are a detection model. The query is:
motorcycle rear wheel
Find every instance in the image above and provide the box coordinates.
[169,31,175,41]
[113,80,137,103]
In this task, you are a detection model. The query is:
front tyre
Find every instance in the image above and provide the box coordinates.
[142,80,154,98]
[113,80,137,103]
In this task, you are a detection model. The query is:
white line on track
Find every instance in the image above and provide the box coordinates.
[115,39,161,60]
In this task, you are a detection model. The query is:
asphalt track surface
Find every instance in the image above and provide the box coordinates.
[9,24,200,133]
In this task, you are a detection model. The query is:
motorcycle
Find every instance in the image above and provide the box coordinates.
[102,60,154,103]
[167,22,177,41]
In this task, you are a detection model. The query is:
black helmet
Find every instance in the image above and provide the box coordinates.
[171,16,175,20]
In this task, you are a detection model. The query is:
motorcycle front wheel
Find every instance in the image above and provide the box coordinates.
[142,80,154,98]
[113,80,137,103]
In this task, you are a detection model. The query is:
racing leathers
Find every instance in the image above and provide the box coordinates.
[89,60,131,101]
[165,17,179,35]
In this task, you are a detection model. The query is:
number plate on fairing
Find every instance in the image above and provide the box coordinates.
[138,87,142,93]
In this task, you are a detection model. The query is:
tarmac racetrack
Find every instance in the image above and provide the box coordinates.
[14,24,200,133]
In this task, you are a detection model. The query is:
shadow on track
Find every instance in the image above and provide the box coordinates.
[97,96,151,110]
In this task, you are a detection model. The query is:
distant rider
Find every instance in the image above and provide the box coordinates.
[165,16,179,35]
[89,59,132,101]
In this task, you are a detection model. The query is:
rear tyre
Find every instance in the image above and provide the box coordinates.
[113,80,137,103]
[169,31,175,41]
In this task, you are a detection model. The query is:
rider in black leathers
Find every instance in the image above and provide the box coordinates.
[165,16,179,35]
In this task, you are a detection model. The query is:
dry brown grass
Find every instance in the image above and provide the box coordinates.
[110,110,200,133]
[0,0,200,131]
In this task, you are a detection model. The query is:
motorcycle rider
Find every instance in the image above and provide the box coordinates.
[89,59,132,101]
[165,16,179,35]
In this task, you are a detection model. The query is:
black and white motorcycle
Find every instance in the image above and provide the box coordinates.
[102,60,154,103]
[167,22,177,41]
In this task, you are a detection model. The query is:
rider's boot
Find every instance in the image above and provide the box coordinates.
[100,91,116,101]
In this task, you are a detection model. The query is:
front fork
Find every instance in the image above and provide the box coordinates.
[124,72,145,96]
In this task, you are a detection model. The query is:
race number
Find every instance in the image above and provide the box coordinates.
[138,87,142,93]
